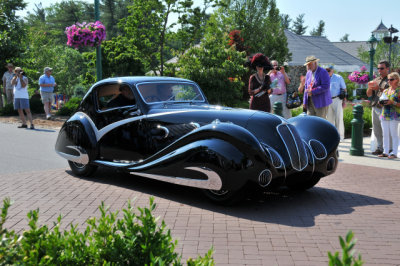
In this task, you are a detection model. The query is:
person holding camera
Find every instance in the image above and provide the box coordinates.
[39,67,56,120]
[248,53,273,112]
[268,60,291,119]
[11,67,34,129]
[325,65,346,141]
[377,72,400,159]
[366,60,390,155]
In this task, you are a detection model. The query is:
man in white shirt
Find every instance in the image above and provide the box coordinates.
[326,65,346,140]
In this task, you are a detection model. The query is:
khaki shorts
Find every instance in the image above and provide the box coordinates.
[40,91,54,103]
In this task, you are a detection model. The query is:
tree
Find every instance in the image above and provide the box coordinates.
[310,20,325,36]
[358,40,400,70]
[172,0,213,54]
[45,0,94,45]
[0,0,27,66]
[25,3,46,25]
[118,0,194,76]
[220,0,290,63]
[177,13,247,106]
[291,13,307,35]
[340,33,350,42]
[100,0,134,39]
[280,14,291,30]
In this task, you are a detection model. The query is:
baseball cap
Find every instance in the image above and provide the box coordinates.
[44,67,53,73]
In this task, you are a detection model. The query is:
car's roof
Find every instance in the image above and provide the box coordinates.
[94,76,194,86]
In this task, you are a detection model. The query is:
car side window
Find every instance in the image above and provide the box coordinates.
[96,84,136,111]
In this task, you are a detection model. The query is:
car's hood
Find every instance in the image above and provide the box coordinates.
[146,104,283,130]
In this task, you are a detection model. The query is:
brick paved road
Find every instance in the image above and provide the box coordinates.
[1,163,399,266]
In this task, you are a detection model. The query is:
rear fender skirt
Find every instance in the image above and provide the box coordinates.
[131,167,222,190]
[55,114,97,161]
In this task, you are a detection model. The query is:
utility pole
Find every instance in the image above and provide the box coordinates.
[95,0,102,81]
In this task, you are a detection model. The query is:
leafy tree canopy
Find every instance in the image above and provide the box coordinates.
[291,13,307,35]
[340,33,350,42]
[177,8,247,106]
[310,20,325,36]
[358,40,400,70]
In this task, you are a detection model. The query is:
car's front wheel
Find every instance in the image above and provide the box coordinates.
[68,160,98,177]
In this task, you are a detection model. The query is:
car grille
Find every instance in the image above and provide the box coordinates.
[277,123,308,171]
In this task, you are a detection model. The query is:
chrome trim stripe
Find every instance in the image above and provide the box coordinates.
[303,140,315,173]
[74,110,205,142]
[56,145,89,164]
[93,160,130,167]
[286,125,308,171]
[276,124,308,171]
[258,169,272,187]
[308,139,327,160]
[260,142,284,169]
[131,167,222,190]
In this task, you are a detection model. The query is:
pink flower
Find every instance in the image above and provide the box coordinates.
[65,21,106,48]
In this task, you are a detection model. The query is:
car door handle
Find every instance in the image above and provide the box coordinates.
[157,125,169,139]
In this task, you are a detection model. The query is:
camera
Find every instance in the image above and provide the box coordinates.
[379,99,388,105]
[275,66,281,71]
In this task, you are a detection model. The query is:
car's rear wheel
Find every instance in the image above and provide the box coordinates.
[287,176,321,191]
[68,160,98,177]
[202,188,242,205]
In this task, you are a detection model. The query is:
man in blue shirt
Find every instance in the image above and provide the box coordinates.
[39,67,56,119]
[326,66,346,140]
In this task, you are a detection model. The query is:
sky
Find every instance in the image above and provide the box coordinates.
[17,0,400,42]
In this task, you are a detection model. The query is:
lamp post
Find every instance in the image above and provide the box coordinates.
[94,0,102,81]
[383,25,398,72]
[367,34,378,81]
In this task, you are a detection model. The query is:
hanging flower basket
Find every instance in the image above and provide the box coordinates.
[348,66,374,84]
[65,21,106,48]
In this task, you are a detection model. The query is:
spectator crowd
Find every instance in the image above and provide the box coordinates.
[247,54,400,159]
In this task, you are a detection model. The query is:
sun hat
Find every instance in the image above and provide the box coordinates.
[250,53,272,71]
[304,55,320,66]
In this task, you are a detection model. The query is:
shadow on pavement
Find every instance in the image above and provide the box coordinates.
[66,167,392,228]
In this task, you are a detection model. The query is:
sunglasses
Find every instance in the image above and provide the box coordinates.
[377,67,386,70]
[388,78,397,81]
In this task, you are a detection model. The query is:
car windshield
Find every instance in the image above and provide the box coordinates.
[137,82,205,104]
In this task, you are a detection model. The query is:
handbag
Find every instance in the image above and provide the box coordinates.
[286,92,302,109]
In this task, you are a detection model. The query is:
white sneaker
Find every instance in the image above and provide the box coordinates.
[46,114,51,120]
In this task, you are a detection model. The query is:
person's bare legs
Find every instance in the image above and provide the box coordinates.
[24,108,34,127]
[17,109,26,125]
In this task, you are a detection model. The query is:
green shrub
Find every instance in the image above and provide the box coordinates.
[328,230,363,266]
[56,97,82,116]
[291,106,304,117]
[343,103,372,137]
[0,103,17,116]
[29,98,44,114]
[0,197,214,265]
[73,84,88,98]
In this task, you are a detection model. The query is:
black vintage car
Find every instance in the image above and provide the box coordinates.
[55,77,339,203]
